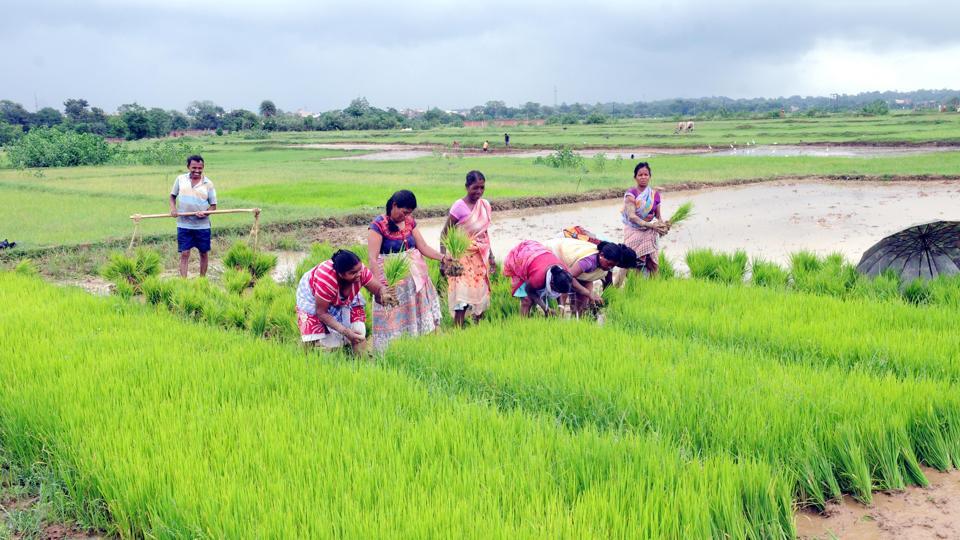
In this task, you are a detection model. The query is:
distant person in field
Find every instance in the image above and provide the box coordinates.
[482,140,490,152]
[502,239,601,317]
[169,154,217,277]
[619,162,669,281]
[504,133,510,147]
[441,170,496,328]
[295,249,388,354]
[367,190,451,350]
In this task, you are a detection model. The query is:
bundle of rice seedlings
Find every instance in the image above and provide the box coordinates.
[927,274,960,308]
[101,248,162,293]
[903,278,931,305]
[854,269,901,302]
[442,227,471,276]
[656,252,676,279]
[13,259,38,276]
[716,250,748,285]
[223,242,256,271]
[112,280,136,299]
[751,259,788,288]
[141,276,174,306]
[249,253,278,280]
[383,253,410,287]
[223,267,254,295]
[668,202,694,225]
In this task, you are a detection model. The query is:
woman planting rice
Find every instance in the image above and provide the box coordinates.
[503,239,601,317]
[621,161,670,278]
[543,238,637,314]
[441,170,496,328]
[295,249,388,354]
[367,190,449,350]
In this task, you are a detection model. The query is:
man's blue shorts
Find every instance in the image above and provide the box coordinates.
[177,227,211,253]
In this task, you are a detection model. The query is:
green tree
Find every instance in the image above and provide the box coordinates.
[146,108,172,137]
[0,121,24,145]
[259,100,277,117]
[121,104,152,140]
[63,98,90,122]
[169,110,189,131]
[223,109,260,131]
[186,100,224,129]
[344,97,370,118]
[0,100,32,129]
[33,107,63,128]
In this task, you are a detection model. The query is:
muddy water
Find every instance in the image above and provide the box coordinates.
[418,179,960,270]
[708,144,958,158]
[295,142,956,161]
[796,468,960,540]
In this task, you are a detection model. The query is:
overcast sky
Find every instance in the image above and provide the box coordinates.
[4,0,960,113]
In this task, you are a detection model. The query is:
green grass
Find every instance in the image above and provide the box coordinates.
[0,272,795,538]
[210,112,960,148]
[4,116,960,250]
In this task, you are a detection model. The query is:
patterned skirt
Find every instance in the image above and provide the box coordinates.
[624,225,659,258]
[446,250,491,315]
[372,276,442,351]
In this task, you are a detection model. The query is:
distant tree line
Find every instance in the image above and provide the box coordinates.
[2,89,959,147]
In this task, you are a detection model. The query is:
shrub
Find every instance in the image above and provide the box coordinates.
[112,139,204,166]
[7,127,114,167]
[533,146,584,169]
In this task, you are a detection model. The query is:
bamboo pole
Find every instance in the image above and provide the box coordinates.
[129,208,261,220]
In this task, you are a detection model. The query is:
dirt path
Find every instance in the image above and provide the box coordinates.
[797,468,960,539]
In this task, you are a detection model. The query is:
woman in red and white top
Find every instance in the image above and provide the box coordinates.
[295,249,387,354]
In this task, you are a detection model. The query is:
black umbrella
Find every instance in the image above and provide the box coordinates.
[857,221,960,282]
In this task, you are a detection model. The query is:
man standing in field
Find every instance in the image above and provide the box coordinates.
[169,155,217,277]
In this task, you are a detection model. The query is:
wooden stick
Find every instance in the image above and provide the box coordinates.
[130,208,261,220]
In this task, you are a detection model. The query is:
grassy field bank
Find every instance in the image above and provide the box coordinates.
[3,139,960,249]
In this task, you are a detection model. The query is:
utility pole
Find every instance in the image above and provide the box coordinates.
[553,86,558,108]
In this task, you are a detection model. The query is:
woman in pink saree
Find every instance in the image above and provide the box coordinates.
[503,239,601,317]
[441,170,496,327]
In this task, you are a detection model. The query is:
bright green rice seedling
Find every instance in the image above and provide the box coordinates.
[100,248,161,292]
[141,276,173,306]
[0,273,796,538]
[442,226,471,277]
[385,318,960,508]
[383,253,411,287]
[852,268,902,302]
[442,226,471,260]
[609,276,960,381]
[668,202,694,225]
[222,267,254,295]
[751,258,789,288]
[789,250,823,276]
[13,258,38,276]
[656,251,676,279]
[223,241,277,281]
[926,274,960,308]
[686,249,747,284]
[223,241,256,270]
[903,278,932,305]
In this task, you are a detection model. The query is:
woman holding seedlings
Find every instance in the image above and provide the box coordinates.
[367,190,449,350]
[543,238,637,313]
[295,249,387,354]
[441,170,496,327]
[621,161,669,277]
[503,239,602,317]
